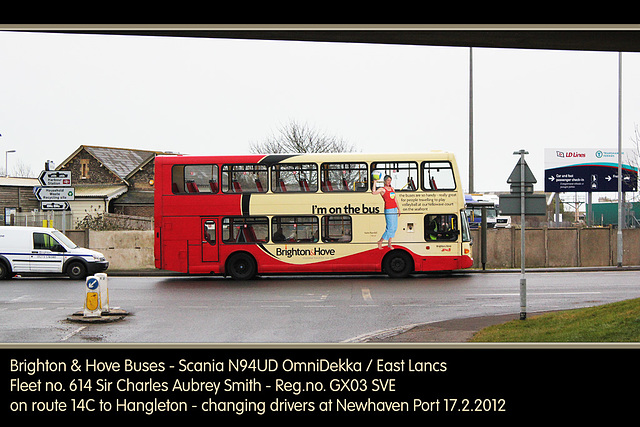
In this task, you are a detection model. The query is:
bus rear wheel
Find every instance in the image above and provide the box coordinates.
[383,251,414,278]
[226,253,257,280]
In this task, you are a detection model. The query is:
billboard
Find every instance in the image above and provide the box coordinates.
[544,148,638,193]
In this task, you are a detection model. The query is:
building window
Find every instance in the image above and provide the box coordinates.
[80,159,90,179]
[4,207,16,226]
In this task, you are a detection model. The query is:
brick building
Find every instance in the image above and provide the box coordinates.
[56,145,169,225]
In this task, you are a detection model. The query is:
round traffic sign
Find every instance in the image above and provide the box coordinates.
[86,277,99,290]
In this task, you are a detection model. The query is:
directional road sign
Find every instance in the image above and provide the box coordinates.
[40,201,70,211]
[34,186,75,201]
[38,170,72,187]
[544,148,638,192]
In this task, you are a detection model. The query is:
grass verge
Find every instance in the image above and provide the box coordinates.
[469,298,640,342]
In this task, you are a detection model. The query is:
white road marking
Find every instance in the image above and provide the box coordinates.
[60,326,86,342]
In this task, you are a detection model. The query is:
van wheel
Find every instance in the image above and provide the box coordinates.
[383,251,414,278]
[226,253,257,280]
[67,261,87,280]
[0,261,11,280]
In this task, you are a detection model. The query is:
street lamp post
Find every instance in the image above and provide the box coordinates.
[5,150,16,177]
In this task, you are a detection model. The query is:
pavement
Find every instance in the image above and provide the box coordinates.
[345,313,526,343]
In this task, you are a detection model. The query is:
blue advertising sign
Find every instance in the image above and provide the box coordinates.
[544,148,638,193]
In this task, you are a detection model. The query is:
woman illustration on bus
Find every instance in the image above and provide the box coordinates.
[372,174,401,249]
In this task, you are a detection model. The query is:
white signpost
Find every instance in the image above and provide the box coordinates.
[33,168,73,232]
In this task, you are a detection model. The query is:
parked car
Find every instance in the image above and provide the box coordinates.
[0,226,108,279]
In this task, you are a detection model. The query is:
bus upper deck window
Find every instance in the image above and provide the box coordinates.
[371,161,418,191]
[222,164,268,193]
[422,161,456,191]
[321,163,368,192]
[173,164,219,194]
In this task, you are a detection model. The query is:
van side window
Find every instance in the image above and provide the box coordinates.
[33,233,65,252]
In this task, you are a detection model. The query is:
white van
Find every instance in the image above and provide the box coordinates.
[0,226,108,280]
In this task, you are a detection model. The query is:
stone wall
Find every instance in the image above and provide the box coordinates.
[71,230,155,270]
[470,226,640,269]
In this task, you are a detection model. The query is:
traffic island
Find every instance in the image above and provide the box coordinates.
[67,308,130,324]
[67,273,129,323]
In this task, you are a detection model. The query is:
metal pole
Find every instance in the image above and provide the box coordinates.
[617,52,623,267]
[587,192,592,226]
[481,205,487,270]
[516,149,528,320]
[5,150,16,177]
[469,47,474,194]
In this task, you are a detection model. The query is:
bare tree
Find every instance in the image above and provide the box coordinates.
[11,159,34,178]
[627,123,640,202]
[1,159,34,177]
[250,120,358,154]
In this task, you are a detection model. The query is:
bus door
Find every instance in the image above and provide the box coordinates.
[201,218,219,262]
[460,210,472,257]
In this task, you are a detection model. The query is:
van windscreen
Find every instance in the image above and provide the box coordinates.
[51,231,78,249]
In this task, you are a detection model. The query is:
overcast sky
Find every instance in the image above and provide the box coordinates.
[1,30,639,194]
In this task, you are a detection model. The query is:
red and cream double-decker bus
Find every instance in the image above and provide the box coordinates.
[153,152,472,279]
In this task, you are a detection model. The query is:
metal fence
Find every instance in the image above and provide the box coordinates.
[9,211,153,231]
[10,210,74,231]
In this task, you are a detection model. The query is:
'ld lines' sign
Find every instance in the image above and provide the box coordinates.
[544,148,638,193]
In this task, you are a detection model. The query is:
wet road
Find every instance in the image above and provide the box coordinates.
[1,270,638,343]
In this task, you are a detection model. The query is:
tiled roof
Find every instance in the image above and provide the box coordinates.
[84,146,155,180]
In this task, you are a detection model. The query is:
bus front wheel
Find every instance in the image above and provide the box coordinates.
[383,251,414,278]
[226,253,257,280]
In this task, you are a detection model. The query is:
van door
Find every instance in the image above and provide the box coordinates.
[201,218,219,262]
[31,232,65,272]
